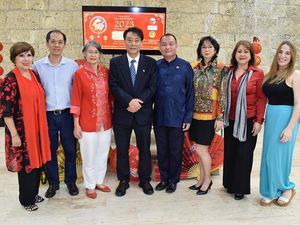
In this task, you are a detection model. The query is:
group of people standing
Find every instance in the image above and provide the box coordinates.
[0,26,299,211]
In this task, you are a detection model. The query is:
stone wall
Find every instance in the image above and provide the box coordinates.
[0,0,300,74]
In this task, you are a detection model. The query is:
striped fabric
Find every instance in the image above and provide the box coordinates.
[224,69,253,142]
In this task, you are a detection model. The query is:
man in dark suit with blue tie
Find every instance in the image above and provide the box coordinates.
[109,27,157,197]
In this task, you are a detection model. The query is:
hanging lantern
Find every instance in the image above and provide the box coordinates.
[252,37,262,54]
[254,55,261,66]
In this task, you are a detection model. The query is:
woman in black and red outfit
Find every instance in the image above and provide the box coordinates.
[223,40,267,200]
[1,42,51,211]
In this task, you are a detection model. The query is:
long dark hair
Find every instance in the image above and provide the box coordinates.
[197,36,220,65]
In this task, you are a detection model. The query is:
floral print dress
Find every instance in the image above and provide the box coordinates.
[1,71,30,172]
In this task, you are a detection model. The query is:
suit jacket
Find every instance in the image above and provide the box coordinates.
[109,54,157,126]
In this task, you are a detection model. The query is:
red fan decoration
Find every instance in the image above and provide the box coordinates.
[154,132,224,181]
[109,145,140,181]
[181,132,224,179]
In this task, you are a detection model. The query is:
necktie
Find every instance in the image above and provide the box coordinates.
[130,59,136,85]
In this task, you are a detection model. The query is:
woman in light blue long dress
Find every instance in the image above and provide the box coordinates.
[260,41,300,206]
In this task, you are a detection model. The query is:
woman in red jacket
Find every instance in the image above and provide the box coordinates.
[223,40,267,200]
[71,41,112,199]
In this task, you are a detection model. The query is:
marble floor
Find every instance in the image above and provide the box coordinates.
[0,127,299,225]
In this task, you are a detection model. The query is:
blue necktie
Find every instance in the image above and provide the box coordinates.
[130,59,136,85]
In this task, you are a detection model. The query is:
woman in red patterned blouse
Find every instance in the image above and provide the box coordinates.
[1,42,51,211]
[71,41,112,199]
[223,40,267,200]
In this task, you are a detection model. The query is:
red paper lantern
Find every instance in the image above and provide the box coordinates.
[0,54,3,63]
[0,66,3,75]
[254,55,261,66]
[253,42,262,54]
[0,42,3,51]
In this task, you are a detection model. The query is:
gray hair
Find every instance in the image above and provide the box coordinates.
[82,40,102,53]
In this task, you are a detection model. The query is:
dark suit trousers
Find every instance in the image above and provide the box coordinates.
[18,168,41,206]
[223,119,257,194]
[154,126,184,184]
[114,122,152,182]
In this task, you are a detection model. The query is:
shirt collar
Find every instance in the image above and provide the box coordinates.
[83,62,104,76]
[232,65,258,72]
[127,53,140,64]
[43,55,68,66]
[162,55,178,64]
[247,65,258,71]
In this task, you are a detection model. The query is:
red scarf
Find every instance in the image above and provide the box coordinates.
[13,67,51,170]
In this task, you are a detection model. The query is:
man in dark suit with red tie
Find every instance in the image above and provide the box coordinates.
[109,27,157,197]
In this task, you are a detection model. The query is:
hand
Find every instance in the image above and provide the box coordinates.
[127,99,143,113]
[214,120,223,132]
[182,123,191,131]
[126,106,135,113]
[73,125,82,139]
[280,127,292,143]
[12,134,21,147]
[252,122,262,136]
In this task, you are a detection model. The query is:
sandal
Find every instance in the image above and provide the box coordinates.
[35,195,44,203]
[260,197,277,206]
[24,204,38,211]
[277,189,296,207]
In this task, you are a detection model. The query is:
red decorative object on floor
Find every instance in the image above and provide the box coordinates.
[109,145,139,181]
[154,132,224,181]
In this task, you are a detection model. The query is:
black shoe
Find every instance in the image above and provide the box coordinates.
[67,183,79,196]
[189,184,202,190]
[45,185,59,198]
[155,181,168,191]
[226,189,234,194]
[234,194,244,200]
[166,183,177,193]
[196,181,213,195]
[35,195,44,203]
[115,180,129,197]
[139,181,154,195]
[24,204,38,211]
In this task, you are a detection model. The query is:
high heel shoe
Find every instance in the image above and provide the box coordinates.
[189,184,202,190]
[196,181,212,195]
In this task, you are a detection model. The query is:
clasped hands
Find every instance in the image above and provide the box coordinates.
[127,99,143,113]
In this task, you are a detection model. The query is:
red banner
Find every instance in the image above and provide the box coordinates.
[83,11,166,51]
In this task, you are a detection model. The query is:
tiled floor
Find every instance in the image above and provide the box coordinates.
[0,127,299,225]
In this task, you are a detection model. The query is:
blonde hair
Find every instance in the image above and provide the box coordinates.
[264,41,296,84]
